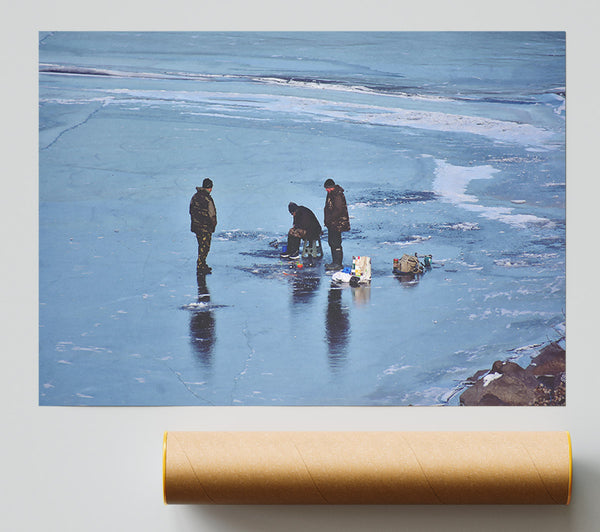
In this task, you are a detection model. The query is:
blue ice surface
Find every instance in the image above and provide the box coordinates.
[38,31,565,405]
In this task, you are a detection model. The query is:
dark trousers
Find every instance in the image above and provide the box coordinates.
[286,235,300,254]
[286,227,307,254]
[327,228,342,251]
[196,231,212,268]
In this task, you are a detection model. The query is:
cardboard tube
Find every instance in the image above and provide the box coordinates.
[163,431,572,505]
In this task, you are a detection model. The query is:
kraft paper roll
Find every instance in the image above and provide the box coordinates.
[163,431,572,505]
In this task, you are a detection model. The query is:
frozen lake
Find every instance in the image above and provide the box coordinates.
[39,32,565,405]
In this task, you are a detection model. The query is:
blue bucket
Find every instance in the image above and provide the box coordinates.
[281,244,287,253]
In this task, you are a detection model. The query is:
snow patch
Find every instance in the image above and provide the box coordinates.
[433,159,552,227]
[483,372,502,387]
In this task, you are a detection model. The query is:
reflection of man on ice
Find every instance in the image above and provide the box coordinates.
[280,202,322,260]
[323,178,350,271]
[190,178,217,275]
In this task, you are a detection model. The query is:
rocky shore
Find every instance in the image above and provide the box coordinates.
[459,339,566,406]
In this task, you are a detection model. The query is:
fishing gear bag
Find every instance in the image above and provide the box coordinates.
[394,254,424,274]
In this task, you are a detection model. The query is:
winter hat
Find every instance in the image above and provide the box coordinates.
[324,178,335,188]
[288,202,298,214]
[202,178,213,189]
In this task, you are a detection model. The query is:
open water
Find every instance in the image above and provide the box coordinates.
[39,32,565,405]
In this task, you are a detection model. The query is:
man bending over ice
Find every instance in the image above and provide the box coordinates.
[280,202,322,260]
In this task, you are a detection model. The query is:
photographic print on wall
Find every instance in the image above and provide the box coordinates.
[39,32,565,406]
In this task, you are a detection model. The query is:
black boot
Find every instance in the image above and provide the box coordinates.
[281,248,300,260]
[325,248,343,271]
[281,235,300,260]
[197,258,212,275]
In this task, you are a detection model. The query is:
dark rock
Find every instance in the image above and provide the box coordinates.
[529,341,566,376]
[459,339,565,406]
[477,394,509,406]
[460,361,538,406]
[464,369,488,383]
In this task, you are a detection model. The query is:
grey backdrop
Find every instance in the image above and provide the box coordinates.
[2,1,599,530]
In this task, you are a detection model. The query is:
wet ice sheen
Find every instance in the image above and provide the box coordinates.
[39,32,565,405]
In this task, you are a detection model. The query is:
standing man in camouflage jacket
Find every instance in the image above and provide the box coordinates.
[190,178,217,275]
[323,178,350,271]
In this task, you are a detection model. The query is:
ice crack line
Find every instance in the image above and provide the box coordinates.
[41,103,105,151]
[230,322,256,402]
[164,364,215,405]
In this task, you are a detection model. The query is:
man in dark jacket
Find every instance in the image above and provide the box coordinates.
[323,178,350,271]
[280,202,322,260]
[190,178,217,275]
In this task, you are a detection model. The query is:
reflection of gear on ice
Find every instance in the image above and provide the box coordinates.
[351,285,371,305]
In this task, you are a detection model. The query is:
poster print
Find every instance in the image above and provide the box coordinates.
[39,32,565,406]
